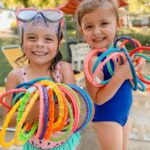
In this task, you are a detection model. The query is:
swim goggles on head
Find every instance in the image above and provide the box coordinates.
[16,8,64,23]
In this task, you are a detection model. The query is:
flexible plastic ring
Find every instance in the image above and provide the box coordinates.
[39,80,65,133]
[68,84,93,132]
[44,88,55,140]
[15,84,41,145]
[0,88,26,110]
[0,100,21,148]
[39,86,49,140]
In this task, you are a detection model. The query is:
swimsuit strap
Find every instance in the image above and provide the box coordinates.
[20,67,28,82]
[20,62,62,83]
[53,61,63,83]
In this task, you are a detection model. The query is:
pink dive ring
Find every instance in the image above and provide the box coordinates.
[84,48,107,87]
[0,88,26,110]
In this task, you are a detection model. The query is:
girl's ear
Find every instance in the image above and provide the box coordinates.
[59,42,62,48]
[79,27,84,35]
[21,41,24,50]
[116,21,120,32]
[117,18,123,29]
[79,27,86,40]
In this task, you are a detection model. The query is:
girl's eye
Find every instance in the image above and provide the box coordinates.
[27,36,36,41]
[101,22,109,26]
[85,25,93,29]
[45,37,54,42]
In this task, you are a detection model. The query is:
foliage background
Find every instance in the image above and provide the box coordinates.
[2,0,66,8]
[0,0,150,86]
[1,0,150,15]
[128,0,150,15]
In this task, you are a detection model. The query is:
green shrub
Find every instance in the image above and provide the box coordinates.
[66,21,75,30]
[124,33,149,46]
[118,28,150,53]
[0,37,20,48]
[10,21,18,34]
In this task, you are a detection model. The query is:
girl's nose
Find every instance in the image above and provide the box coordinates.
[93,27,102,35]
[36,39,44,47]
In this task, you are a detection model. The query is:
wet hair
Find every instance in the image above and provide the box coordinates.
[15,16,63,76]
[76,0,119,26]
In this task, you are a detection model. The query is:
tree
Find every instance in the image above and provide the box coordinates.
[128,0,150,15]
[2,0,66,8]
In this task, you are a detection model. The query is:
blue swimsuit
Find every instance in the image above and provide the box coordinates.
[92,56,132,126]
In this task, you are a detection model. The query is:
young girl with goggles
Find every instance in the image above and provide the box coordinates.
[4,8,81,150]
[16,8,64,42]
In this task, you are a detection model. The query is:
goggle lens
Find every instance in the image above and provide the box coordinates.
[17,10,37,21]
[17,9,63,22]
[43,10,63,21]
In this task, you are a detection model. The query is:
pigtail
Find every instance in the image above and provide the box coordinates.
[15,53,29,67]
[49,50,62,72]
[50,21,63,72]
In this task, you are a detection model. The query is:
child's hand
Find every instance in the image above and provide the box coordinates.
[25,100,39,124]
[76,83,85,89]
[114,60,133,80]
[132,56,146,72]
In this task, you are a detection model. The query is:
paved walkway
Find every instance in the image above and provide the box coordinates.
[1,124,150,150]
[0,29,18,38]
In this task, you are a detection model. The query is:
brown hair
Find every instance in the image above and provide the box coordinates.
[76,0,119,26]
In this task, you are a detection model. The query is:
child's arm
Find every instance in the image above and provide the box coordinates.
[60,61,76,84]
[4,69,20,126]
[86,58,132,105]
[4,68,40,126]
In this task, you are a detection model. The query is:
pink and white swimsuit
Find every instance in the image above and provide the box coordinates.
[20,62,70,149]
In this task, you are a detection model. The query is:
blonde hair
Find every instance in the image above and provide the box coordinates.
[76,0,119,26]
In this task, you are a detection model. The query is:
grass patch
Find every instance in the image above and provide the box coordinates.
[118,27,150,46]
[118,27,150,53]
[0,37,20,47]
[0,37,20,86]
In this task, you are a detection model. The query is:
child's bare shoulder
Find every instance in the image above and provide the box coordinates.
[60,61,71,68]
[7,67,22,82]
[6,67,22,89]
[60,61,74,74]
[59,61,75,79]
